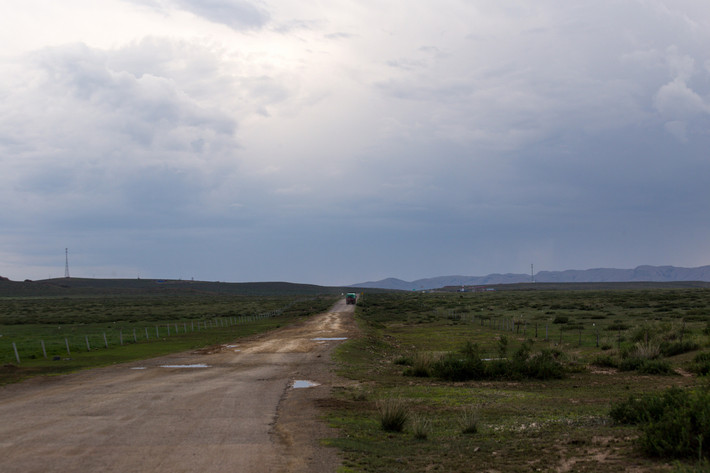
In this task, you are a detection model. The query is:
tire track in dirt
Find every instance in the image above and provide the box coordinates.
[0,300,357,473]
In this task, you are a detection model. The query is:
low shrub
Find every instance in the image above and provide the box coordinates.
[591,354,619,369]
[661,340,700,357]
[693,352,710,363]
[619,357,645,372]
[688,352,710,376]
[431,350,486,381]
[377,398,409,432]
[553,316,569,324]
[497,335,509,358]
[607,321,630,331]
[631,323,662,344]
[610,387,689,425]
[394,356,412,366]
[637,359,675,375]
[610,386,710,459]
[523,349,566,379]
[430,341,565,381]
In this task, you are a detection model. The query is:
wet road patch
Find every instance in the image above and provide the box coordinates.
[292,380,320,389]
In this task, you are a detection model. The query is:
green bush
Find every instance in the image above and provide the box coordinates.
[606,321,630,331]
[619,357,645,371]
[688,352,710,376]
[610,387,688,424]
[591,354,619,369]
[661,340,700,357]
[637,359,675,375]
[693,352,710,363]
[553,316,569,324]
[431,350,486,381]
[610,386,710,459]
[394,356,412,366]
[524,350,566,379]
[430,341,565,381]
[497,335,509,358]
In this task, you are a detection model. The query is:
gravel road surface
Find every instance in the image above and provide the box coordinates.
[0,299,357,472]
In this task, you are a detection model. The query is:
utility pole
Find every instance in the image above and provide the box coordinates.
[64,248,70,278]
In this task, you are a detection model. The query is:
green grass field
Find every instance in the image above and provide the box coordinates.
[328,288,710,472]
[0,280,339,383]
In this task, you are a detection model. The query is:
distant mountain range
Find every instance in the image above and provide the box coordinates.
[352,265,710,291]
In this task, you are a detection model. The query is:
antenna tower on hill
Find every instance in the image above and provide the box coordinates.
[64,248,70,278]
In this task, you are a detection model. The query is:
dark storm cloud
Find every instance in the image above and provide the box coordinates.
[2,0,710,284]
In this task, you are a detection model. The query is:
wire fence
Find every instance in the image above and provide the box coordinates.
[1,309,284,365]
[441,309,669,351]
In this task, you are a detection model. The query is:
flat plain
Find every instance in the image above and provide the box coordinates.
[329,287,710,472]
[2,279,710,472]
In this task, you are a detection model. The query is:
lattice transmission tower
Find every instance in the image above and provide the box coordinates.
[64,248,70,278]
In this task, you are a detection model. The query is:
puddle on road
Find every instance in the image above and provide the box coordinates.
[311,337,348,341]
[160,364,210,369]
[131,367,147,370]
[292,380,320,389]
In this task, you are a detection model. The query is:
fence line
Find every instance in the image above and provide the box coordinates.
[442,309,628,350]
[1,300,316,364]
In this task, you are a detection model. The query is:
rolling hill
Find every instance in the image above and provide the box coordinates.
[353,265,710,290]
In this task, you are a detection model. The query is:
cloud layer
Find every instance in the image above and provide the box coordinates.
[1,0,709,284]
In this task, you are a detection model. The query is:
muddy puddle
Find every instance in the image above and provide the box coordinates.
[292,380,320,389]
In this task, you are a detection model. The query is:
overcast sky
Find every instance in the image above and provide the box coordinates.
[1,0,709,285]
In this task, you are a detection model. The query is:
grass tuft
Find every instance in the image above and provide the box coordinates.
[377,398,409,432]
[459,407,479,434]
[411,415,431,440]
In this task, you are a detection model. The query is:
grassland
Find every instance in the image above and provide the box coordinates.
[0,278,342,383]
[328,288,710,472]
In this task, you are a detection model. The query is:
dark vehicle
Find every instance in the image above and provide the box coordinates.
[345,293,357,305]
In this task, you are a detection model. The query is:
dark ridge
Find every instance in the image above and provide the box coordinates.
[0,277,374,297]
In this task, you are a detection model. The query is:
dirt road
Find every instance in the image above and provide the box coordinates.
[0,299,357,472]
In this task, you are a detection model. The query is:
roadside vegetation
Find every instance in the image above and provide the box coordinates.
[329,288,710,472]
[0,286,338,384]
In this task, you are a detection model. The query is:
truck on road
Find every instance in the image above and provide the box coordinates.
[345,293,357,305]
